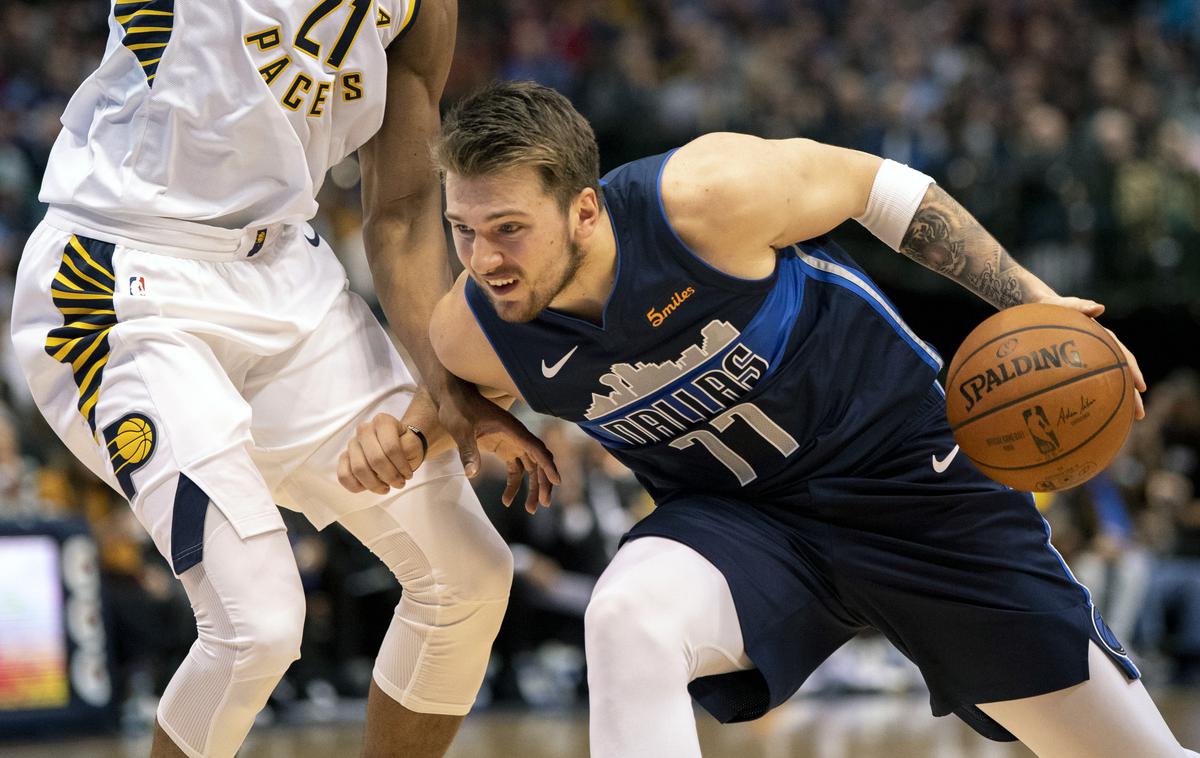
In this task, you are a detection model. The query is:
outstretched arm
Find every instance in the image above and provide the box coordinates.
[661,132,1145,414]
[892,183,1144,416]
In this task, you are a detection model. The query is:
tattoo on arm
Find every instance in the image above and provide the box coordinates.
[898,185,1035,309]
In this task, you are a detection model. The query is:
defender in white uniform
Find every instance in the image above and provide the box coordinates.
[11,2,554,756]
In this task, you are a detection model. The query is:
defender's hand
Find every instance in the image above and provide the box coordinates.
[1030,295,1146,419]
[337,389,440,495]
[435,377,560,513]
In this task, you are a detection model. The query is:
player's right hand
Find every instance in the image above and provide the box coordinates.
[337,412,426,496]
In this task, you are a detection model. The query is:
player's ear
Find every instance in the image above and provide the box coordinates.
[572,187,601,239]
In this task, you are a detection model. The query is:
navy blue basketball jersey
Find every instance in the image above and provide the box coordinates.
[466,151,944,504]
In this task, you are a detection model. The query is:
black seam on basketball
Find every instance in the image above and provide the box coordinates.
[960,364,1130,471]
[950,360,1127,435]
[946,323,1120,389]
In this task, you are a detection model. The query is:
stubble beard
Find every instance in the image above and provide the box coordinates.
[496,238,585,324]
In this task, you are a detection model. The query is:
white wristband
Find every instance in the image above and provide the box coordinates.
[854,159,935,251]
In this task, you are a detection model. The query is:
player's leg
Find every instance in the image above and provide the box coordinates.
[585,536,752,758]
[75,389,304,758]
[247,286,511,757]
[336,472,512,757]
[826,387,1197,755]
[976,642,1197,758]
[150,499,304,758]
[151,723,189,758]
[11,226,302,757]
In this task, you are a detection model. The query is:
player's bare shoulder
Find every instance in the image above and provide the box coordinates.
[431,274,522,400]
[659,133,782,279]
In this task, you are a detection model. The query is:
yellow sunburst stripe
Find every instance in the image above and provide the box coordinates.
[52,327,110,361]
[70,329,112,372]
[57,308,116,316]
[126,42,168,51]
[51,332,94,361]
[79,387,103,423]
[76,354,110,399]
[146,73,157,81]
[114,0,151,4]
[52,321,111,334]
[61,255,115,294]
[54,273,84,292]
[51,289,112,300]
[115,9,172,23]
[68,237,115,280]
[140,57,162,67]
[127,26,172,33]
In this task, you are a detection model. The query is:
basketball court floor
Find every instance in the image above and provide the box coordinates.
[6,690,1199,757]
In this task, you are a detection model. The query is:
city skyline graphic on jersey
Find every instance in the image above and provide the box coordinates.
[584,320,741,421]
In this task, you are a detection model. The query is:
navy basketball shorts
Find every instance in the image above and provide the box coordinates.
[624,387,1138,741]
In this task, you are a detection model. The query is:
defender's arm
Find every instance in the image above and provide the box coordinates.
[359,0,456,403]
[356,0,558,482]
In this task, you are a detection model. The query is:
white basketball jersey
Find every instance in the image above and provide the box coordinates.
[41,0,418,232]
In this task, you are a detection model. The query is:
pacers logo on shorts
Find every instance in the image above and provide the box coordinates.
[102,412,158,499]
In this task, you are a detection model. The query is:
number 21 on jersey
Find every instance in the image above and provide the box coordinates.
[243,0,399,117]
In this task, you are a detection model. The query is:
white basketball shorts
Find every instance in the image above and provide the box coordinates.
[11,207,460,572]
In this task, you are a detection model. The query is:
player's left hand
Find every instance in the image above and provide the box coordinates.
[337,388,440,495]
[477,422,557,514]
[1031,295,1147,419]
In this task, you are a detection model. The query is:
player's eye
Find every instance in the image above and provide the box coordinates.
[453,224,473,235]
[498,223,522,234]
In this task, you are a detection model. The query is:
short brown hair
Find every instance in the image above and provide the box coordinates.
[434,80,601,209]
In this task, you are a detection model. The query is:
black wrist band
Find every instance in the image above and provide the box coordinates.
[406,425,428,458]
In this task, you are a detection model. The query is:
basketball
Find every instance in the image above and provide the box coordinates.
[113,416,154,465]
[945,303,1134,492]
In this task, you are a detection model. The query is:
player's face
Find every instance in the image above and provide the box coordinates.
[445,166,585,323]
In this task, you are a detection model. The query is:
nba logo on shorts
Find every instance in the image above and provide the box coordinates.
[129,276,146,296]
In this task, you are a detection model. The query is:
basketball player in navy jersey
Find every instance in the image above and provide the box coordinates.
[342,81,1197,756]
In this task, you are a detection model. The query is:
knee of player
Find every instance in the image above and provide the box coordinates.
[234,601,305,677]
[433,537,514,606]
[584,583,677,655]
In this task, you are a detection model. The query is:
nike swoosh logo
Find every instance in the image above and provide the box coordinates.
[541,346,579,379]
[932,445,960,474]
[304,229,320,247]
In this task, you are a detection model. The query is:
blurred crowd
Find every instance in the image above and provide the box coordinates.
[0,0,1198,730]
[4,1,1200,307]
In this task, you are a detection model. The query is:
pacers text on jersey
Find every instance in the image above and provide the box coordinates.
[244,12,371,119]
